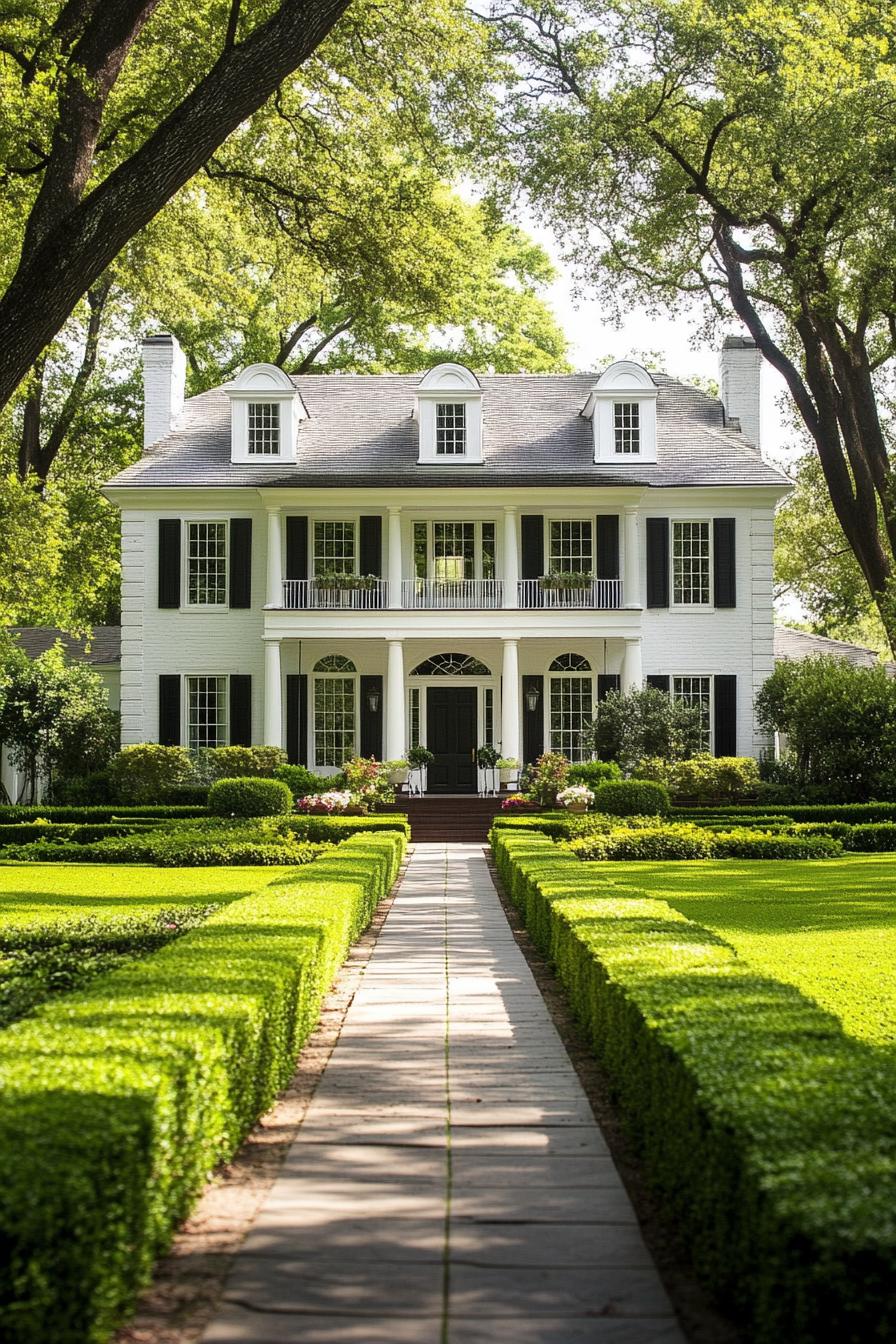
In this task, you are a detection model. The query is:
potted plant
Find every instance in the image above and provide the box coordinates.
[384,758,410,785]
[407,744,434,769]
[496,757,520,785]
[476,744,500,769]
[556,784,595,813]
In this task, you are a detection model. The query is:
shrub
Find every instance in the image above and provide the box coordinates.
[710,829,842,860]
[0,832,405,1344]
[491,830,896,1343]
[108,744,195,804]
[566,760,622,787]
[3,823,322,867]
[208,777,293,818]
[525,752,571,807]
[0,804,208,823]
[570,824,713,861]
[636,754,761,801]
[589,686,705,770]
[840,822,896,852]
[0,821,162,848]
[194,746,286,782]
[593,779,670,816]
[281,815,410,842]
[275,764,339,796]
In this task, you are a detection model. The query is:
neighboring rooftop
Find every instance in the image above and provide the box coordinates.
[105,371,791,492]
[774,625,896,676]
[8,626,121,665]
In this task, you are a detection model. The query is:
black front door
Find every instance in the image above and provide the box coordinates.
[426,686,478,793]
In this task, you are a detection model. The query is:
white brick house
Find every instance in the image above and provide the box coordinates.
[103,334,790,792]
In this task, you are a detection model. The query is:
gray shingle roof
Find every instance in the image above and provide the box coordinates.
[106,371,790,491]
[774,625,896,675]
[8,626,121,665]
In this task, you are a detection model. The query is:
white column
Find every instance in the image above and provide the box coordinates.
[266,506,282,607]
[385,639,405,760]
[501,638,521,760]
[263,639,283,747]
[502,507,519,609]
[623,506,640,608]
[621,637,642,694]
[387,507,402,610]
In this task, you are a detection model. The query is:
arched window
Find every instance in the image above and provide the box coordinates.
[410,653,491,677]
[313,656,357,765]
[548,653,593,761]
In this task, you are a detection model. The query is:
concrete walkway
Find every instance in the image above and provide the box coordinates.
[203,843,684,1343]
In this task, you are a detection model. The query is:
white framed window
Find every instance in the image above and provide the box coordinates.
[548,654,593,762]
[247,402,280,455]
[483,686,494,746]
[313,655,357,767]
[672,521,711,605]
[436,403,466,455]
[187,675,227,749]
[409,686,421,749]
[549,520,593,573]
[313,521,355,577]
[412,521,497,582]
[614,402,640,453]
[673,675,712,750]
[186,521,227,606]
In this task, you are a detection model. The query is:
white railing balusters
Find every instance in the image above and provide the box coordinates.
[277,576,623,611]
[400,579,503,609]
[280,579,390,610]
[517,578,624,609]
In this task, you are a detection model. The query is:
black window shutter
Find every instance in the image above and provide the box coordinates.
[360,676,383,759]
[646,674,670,693]
[713,518,736,608]
[158,519,181,608]
[520,515,545,579]
[359,516,383,577]
[158,675,181,746]
[597,674,621,701]
[286,674,308,765]
[285,516,308,581]
[646,518,669,607]
[229,675,252,746]
[714,675,737,756]
[229,518,252,608]
[522,675,544,764]
[596,515,620,580]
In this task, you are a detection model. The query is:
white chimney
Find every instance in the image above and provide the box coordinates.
[719,334,762,452]
[142,332,186,448]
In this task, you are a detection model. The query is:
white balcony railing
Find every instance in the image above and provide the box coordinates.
[518,578,624,609]
[281,578,389,610]
[402,578,504,609]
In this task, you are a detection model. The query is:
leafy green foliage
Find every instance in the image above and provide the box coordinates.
[634,754,760,801]
[593,779,670,817]
[491,831,896,1342]
[107,745,196,804]
[566,760,622,787]
[0,832,405,1344]
[590,688,706,771]
[191,746,286,783]
[207,777,293,818]
[276,764,340,796]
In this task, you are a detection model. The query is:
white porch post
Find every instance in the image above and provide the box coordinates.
[263,638,283,746]
[266,506,282,607]
[623,505,640,608]
[501,638,521,760]
[385,639,405,759]
[387,507,402,610]
[502,507,519,609]
[621,636,643,694]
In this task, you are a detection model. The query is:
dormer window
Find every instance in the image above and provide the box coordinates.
[226,363,304,464]
[614,402,640,454]
[416,363,482,464]
[436,402,466,455]
[248,401,280,455]
[582,361,658,464]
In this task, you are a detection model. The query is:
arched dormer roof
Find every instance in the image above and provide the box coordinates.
[228,363,297,393]
[582,359,658,464]
[593,360,656,393]
[225,363,303,463]
[416,362,483,464]
[417,362,481,393]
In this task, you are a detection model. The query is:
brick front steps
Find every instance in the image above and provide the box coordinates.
[399,796,507,842]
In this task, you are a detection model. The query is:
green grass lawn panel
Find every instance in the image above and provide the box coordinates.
[0,863,289,927]
[0,833,405,1344]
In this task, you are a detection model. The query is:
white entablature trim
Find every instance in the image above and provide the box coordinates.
[415,362,483,465]
[226,363,305,465]
[582,360,659,465]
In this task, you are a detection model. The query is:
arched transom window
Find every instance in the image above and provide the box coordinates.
[410,653,491,677]
[549,653,593,761]
[313,656,357,766]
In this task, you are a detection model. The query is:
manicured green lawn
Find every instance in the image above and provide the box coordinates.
[0,863,291,928]
[600,854,896,1045]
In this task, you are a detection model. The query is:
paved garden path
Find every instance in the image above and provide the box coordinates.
[202,843,684,1344]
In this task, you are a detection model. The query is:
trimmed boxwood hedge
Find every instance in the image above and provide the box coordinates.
[0,805,208,823]
[672,801,896,823]
[0,822,163,848]
[1,828,322,867]
[208,777,293,818]
[0,831,405,1344]
[568,825,842,861]
[593,779,670,816]
[491,830,896,1343]
[283,814,411,842]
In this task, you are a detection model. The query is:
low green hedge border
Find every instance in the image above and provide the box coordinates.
[672,801,896,823]
[568,825,843,861]
[0,804,208,823]
[0,831,405,1344]
[491,831,896,1343]
[0,822,164,848]
[283,814,410,841]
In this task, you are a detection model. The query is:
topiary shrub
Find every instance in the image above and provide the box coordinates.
[570,824,713,861]
[275,764,339,796]
[566,760,623,788]
[709,829,842,859]
[593,779,670,816]
[208,777,293,818]
[107,744,195,803]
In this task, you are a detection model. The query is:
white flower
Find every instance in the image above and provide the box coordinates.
[556,785,595,807]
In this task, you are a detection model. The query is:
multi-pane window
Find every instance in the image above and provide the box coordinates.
[614,402,640,453]
[483,687,494,746]
[433,522,475,581]
[409,687,421,749]
[313,656,356,767]
[549,654,593,762]
[313,521,355,576]
[481,522,496,579]
[247,402,280,455]
[187,676,227,749]
[673,675,712,750]
[672,521,711,605]
[549,520,593,573]
[414,522,428,579]
[436,402,466,455]
[187,521,227,605]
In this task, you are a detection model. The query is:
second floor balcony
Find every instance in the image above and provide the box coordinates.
[279,576,624,611]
